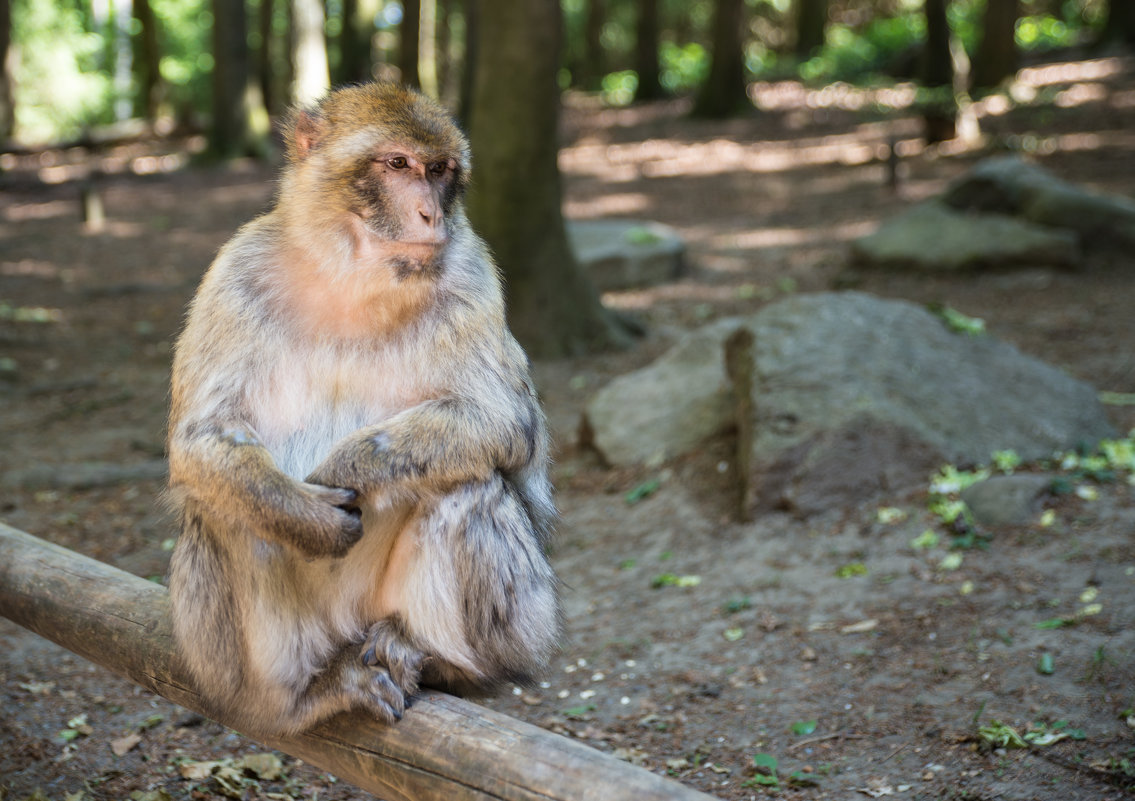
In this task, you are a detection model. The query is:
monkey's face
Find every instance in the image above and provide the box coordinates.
[287,84,472,280]
[345,149,462,277]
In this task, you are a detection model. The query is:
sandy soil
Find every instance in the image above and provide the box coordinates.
[2,57,1135,800]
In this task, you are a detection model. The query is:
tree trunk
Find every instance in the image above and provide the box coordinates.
[1099,0,1135,47]
[794,0,828,59]
[634,0,663,100]
[400,0,422,88]
[972,0,1018,88]
[211,0,253,156]
[132,0,162,121]
[0,0,13,141]
[920,0,955,143]
[337,0,374,84]
[291,0,330,105]
[0,523,719,801]
[457,0,477,124]
[577,0,605,90]
[466,0,635,358]
[419,0,440,97]
[692,0,748,118]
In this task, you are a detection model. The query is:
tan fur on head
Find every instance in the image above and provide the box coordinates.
[285,84,471,180]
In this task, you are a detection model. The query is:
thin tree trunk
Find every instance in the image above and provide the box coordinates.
[1099,0,1135,47]
[466,0,635,358]
[132,0,162,121]
[0,0,14,140]
[400,0,421,88]
[291,0,330,106]
[921,0,955,143]
[692,0,748,118]
[634,0,663,100]
[458,0,478,125]
[211,0,252,156]
[575,0,604,90]
[794,0,828,59]
[972,0,1018,88]
[419,0,439,97]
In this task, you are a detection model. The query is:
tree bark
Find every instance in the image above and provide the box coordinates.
[920,0,955,143]
[466,0,635,358]
[579,0,606,90]
[692,0,748,118]
[634,0,663,100]
[400,0,422,88]
[291,0,330,106]
[794,0,828,59]
[972,0,1018,88]
[337,0,374,84]
[1099,0,1135,47]
[0,523,718,801]
[132,0,162,121]
[210,0,254,157]
[0,0,13,141]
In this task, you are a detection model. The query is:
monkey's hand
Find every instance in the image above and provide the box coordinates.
[264,481,364,559]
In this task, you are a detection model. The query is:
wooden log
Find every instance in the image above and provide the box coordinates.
[0,522,719,801]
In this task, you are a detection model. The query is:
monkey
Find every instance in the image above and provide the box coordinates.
[165,83,560,738]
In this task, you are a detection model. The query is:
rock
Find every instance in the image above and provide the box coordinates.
[735,292,1112,515]
[850,200,1079,272]
[582,319,737,467]
[960,473,1055,528]
[943,155,1135,248]
[567,219,685,291]
[582,292,1116,517]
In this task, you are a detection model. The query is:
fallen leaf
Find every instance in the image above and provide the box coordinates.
[179,759,223,779]
[236,752,284,780]
[110,732,143,756]
[840,619,879,634]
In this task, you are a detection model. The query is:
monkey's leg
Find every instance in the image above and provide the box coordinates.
[385,473,561,695]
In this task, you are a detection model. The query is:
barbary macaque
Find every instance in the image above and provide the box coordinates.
[166,83,560,737]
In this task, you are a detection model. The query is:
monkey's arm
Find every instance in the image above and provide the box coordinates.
[169,424,364,558]
[305,387,543,497]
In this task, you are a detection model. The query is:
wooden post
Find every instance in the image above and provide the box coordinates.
[0,523,720,801]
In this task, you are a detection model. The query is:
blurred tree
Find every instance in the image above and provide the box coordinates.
[458,0,478,123]
[580,0,606,90]
[692,0,747,117]
[795,0,828,59]
[256,0,284,115]
[1100,0,1135,47]
[291,0,330,104]
[467,0,635,357]
[132,0,162,121]
[972,0,1018,88]
[921,0,955,142]
[401,0,421,87]
[336,0,374,84]
[419,0,440,96]
[0,0,12,140]
[210,0,255,155]
[635,0,664,99]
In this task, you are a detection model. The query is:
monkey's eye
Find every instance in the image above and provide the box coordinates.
[429,161,449,176]
[386,156,409,170]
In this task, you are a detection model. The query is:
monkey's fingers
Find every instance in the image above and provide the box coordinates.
[361,667,407,723]
[360,618,425,695]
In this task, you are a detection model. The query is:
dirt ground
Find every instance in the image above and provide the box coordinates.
[3,57,1135,801]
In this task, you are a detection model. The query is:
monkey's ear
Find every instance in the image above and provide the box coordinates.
[291,110,327,162]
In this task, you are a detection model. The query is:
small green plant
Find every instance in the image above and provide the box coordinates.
[742,753,780,790]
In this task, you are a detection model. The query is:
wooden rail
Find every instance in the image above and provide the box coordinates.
[0,522,719,801]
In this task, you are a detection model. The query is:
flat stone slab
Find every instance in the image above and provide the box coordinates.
[567,219,684,291]
[851,200,1079,272]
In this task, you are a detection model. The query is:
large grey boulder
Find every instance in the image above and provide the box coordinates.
[943,155,1135,248]
[567,219,684,291]
[851,200,1079,272]
[582,292,1116,516]
[582,318,737,467]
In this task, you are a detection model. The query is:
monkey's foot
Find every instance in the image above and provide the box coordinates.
[360,617,425,698]
[359,665,410,723]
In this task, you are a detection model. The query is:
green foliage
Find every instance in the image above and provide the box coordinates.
[660,42,709,93]
[11,0,115,143]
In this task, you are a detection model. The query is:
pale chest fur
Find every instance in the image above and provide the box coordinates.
[246,339,432,480]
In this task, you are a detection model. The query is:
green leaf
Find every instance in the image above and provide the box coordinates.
[1034,618,1068,630]
[1037,653,1055,675]
[625,478,661,505]
[561,704,596,719]
[752,752,779,773]
[834,562,868,579]
[791,719,818,736]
